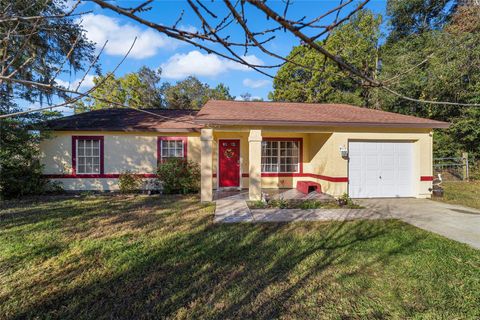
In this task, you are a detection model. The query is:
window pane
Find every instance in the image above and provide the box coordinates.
[161,139,183,159]
[86,143,92,156]
[261,139,299,173]
[77,139,102,174]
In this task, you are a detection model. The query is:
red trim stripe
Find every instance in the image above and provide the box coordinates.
[212,173,249,178]
[304,173,349,182]
[420,176,434,181]
[43,173,157,179]
[47,173,427,183]
[260,172,348,182]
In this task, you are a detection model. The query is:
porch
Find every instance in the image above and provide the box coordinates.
[200,128,349,202]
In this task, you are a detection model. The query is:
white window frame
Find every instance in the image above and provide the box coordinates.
[261,140,300,173]
[76,138,101,174]
[160,139,185,160]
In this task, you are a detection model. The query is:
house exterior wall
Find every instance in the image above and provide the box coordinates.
[210,127,433,198]
[41,127,434,198]
[40,131,201,191]
[307,128,433,198]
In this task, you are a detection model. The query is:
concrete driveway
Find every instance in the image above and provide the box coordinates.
[358,198,480,250]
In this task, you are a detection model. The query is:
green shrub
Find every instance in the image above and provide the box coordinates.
[337,193,363,208]
[338,193,353,205]
[157,158,200,194]
[269,198,289,209]
[470,161,480,181]
[0,157,48,199]
[247,200,267,209]
[299,199,324,209]
[118,171,143,194]
[0,115,59,199]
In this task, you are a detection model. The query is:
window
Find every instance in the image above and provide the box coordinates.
[158,137,187,161]
[261,140,300,173]
[161,140,184,158]
[74,137,103,174]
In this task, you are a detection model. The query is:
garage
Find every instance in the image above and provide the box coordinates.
[348,141,414,198]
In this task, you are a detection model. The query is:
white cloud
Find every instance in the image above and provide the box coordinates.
[80,14,177,59]
[235,95,262,101]
[56,74,95,90]
[178,25,198,33]
[242,78,271,89]
[161,50,264,79]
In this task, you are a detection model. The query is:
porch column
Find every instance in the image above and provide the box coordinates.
[200,128,214,202]
[248,129,262,201]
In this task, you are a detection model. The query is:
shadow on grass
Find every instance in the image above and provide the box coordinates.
[0,195,447,319]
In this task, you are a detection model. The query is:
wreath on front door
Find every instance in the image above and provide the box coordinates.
[224,148,235,159]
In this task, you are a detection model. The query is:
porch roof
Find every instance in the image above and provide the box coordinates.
[195,100,449,129]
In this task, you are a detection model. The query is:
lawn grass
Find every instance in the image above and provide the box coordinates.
[0,195,479,319]
[434,181,480,210]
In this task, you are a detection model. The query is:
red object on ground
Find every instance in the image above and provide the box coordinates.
[297,181,322,194]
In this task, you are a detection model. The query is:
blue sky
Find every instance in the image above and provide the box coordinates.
[56,0,388,113]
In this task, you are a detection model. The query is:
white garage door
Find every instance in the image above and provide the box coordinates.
[348,141,414,198]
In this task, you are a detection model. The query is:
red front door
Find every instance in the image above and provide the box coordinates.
[219,139,240,187]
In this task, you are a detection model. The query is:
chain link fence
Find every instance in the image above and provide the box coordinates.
[433,153,476,181]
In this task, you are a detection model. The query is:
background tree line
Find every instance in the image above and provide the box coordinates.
[270,0,480,160]
[75,69,234,112]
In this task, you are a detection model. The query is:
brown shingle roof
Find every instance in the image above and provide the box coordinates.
[43,101,449,132]
[195,100,449,128]
[44,108,201,132]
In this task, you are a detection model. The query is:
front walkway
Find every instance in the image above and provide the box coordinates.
[214,192,253,223]
[213,190,386,223]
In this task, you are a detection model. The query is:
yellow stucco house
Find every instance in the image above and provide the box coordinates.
[40,100,449,201]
